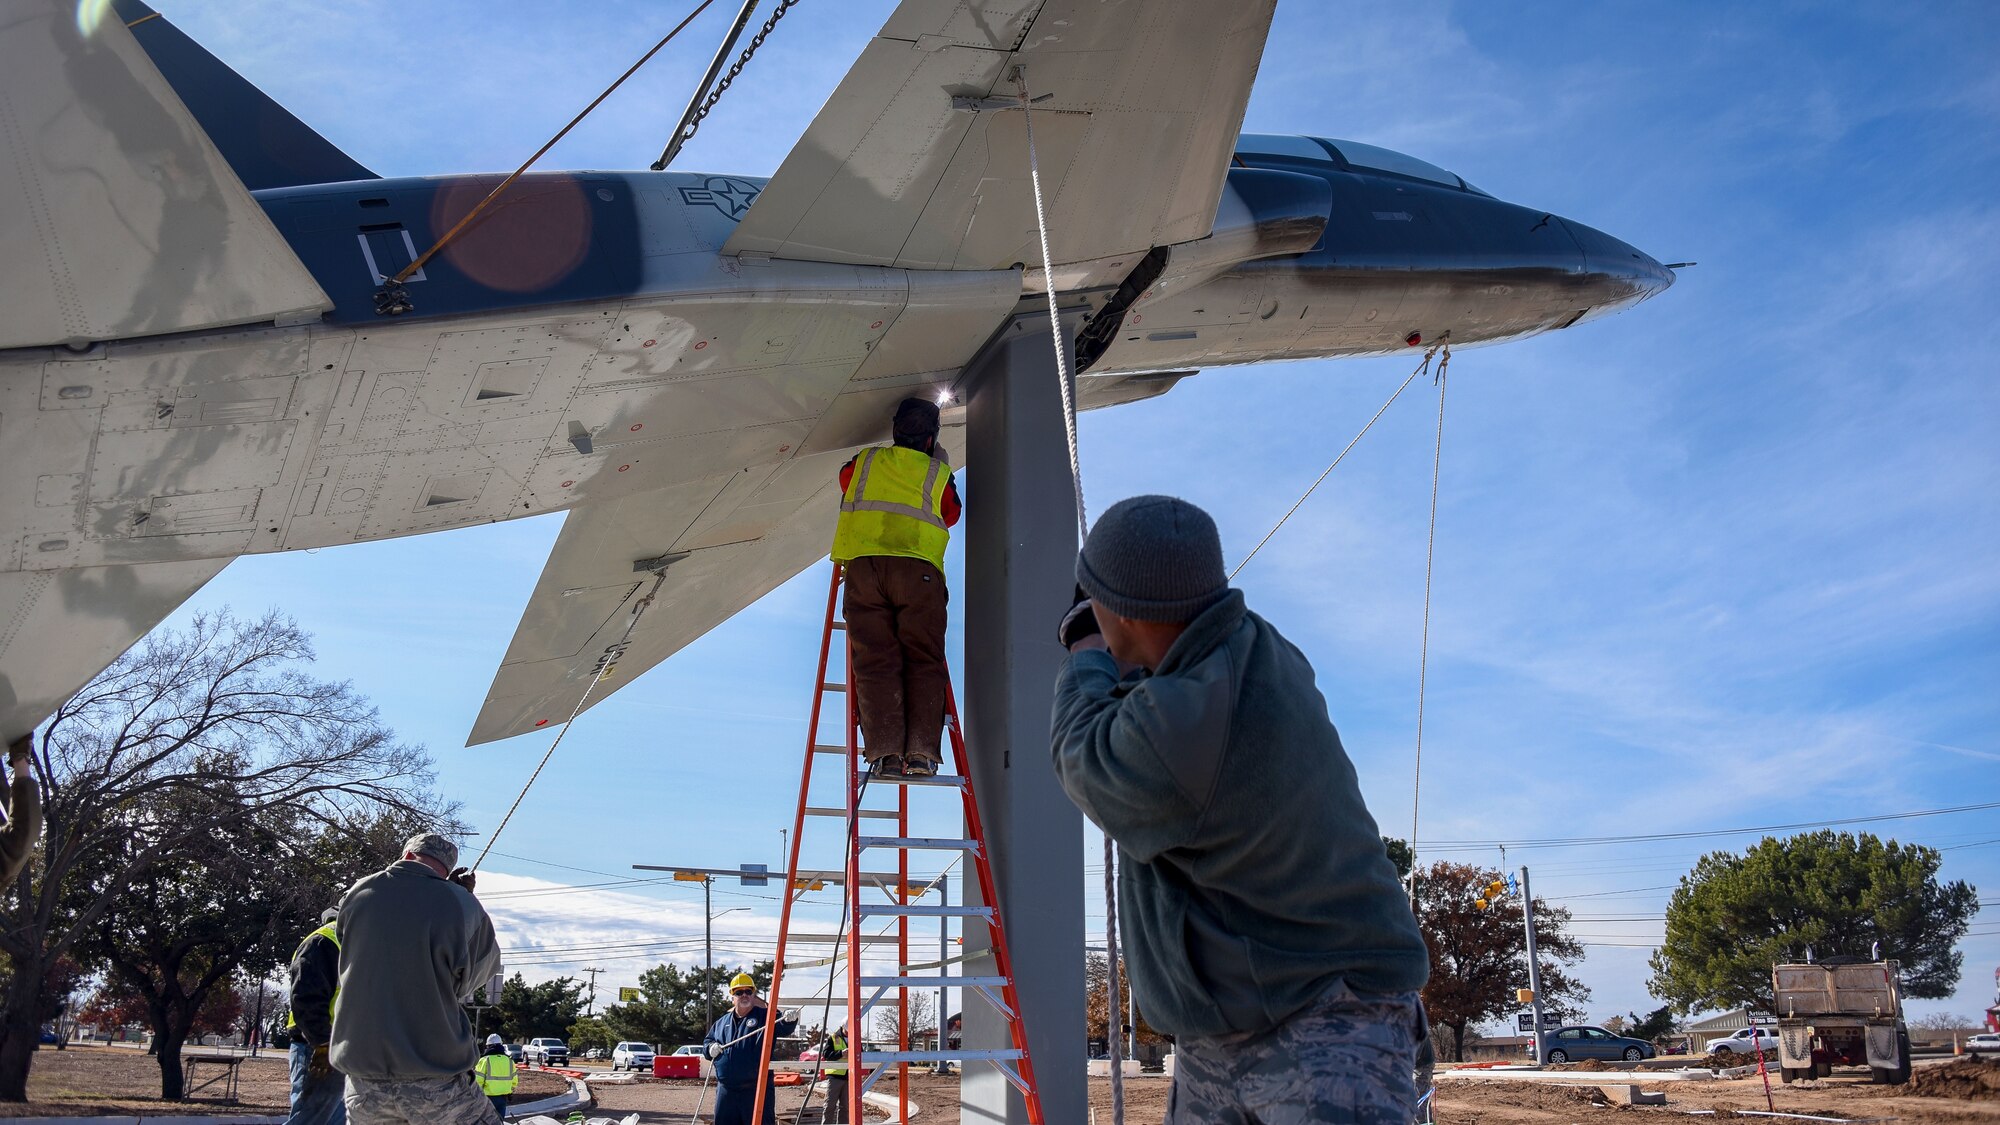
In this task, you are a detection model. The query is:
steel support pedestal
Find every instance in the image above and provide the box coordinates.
[960,314,1087,1125]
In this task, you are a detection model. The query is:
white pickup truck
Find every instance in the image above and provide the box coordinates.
[1708,1027,1779,1057]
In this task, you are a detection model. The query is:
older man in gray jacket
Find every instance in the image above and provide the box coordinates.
[1052,495,1430,1125]
[332,833,500,1125]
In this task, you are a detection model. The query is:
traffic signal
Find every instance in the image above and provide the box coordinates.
[1474,897,1489,910]
[1487,879,1506,899]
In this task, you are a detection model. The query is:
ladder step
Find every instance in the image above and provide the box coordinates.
[857,904,993,919]
[860,975,1008,989]
[811,743,848,755]
[860,1049,1022,1064]
[857,836,979,852]
[805,806,897,820]
[831,621,847,630]
[775,996,851,1008]
[863,772,966,788]
[793,868,930,887]
[783,932,901,944]
[823,682,847,692]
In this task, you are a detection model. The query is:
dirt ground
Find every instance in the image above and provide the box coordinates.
[1433,1058,2000,1125]
[0,1043,569,1117]
[582,1057,2000,1125]
[6,1047,1995,1124]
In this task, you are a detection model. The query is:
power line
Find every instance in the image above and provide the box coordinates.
[1418,800,2000,852]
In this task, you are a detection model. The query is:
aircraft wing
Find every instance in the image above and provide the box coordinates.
[467,455,853,746]
[0,0,330,349]
[722,0,1276,270]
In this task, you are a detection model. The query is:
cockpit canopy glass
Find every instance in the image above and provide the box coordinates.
[1235,133,1483,192]
[1233,133,1334,162]
[1315,139,1460,187]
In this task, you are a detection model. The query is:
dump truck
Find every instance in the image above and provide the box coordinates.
[1772,960,1911,1084]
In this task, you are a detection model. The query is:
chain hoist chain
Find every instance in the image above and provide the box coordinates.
[680,0,797,147]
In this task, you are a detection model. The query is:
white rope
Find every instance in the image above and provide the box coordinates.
[1017,66,1116,1124]
[1409,348,1451,878]
[1016,68,1089,542]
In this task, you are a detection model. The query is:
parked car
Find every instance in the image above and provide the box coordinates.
[524,1037,569,1066]
[673,1044,705,1056]
[1539,1025,1657,1064]
[1965,1033,2000,1056]
[612,1042,656,1072]
[504,1043,525,1064]
[1709,1027,1779,1057]
[582,1047,607,1061]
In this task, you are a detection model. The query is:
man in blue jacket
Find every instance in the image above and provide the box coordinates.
[703,973,798,1125]
[1051,495,1431,1125]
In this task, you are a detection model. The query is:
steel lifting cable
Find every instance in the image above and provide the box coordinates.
[471,570,671,871]
[653,0,801,170]
[1409,350,1452,883]
[1016,66,1123,1125]
[375,0,720,313]
[1229,342,1446,580]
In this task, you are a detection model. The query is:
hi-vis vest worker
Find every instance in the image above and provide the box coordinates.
[829,398,963,779]
[831,444,954,571]
[474,1050,517,1096]
[284,919,341,1033]
[823,1027,848,1077]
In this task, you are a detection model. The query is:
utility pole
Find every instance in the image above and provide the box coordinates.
[582,967,603,1018]
[1520,865,1547,1060]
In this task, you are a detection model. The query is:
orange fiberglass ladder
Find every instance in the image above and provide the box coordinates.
[750,563,1044,1125]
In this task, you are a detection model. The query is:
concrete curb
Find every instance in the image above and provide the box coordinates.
[509,1076,592,1119]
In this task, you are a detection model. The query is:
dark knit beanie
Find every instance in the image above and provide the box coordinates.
[1076,495,1229,623]
[893,397,941,445]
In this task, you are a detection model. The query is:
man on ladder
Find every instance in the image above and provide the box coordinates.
[830,397,963,778]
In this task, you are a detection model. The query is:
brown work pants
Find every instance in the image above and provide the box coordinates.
[843,555,948,766]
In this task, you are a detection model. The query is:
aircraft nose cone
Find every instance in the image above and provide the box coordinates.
[1561,217,1675,307]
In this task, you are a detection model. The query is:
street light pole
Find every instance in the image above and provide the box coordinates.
[704,878,714,1034]
[1520,865,1547,1058]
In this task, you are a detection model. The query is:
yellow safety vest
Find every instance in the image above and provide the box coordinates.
[475,1053,518,1096]
[283,923,340,1030]
[830,445,951,571]
[824,1031,847,1078]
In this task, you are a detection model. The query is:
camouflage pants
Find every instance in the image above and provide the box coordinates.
[344,1074,501,1125]
[1168,982,1422,1125]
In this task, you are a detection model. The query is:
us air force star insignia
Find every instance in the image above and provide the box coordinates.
[679,177,762,220]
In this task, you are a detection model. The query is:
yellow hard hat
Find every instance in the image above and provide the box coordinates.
[729,972,755,993]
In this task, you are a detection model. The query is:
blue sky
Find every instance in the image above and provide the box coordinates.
[151,2,1999,1029]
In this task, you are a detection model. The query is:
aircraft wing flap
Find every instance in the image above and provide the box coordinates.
[0,1,331,350]
[467,459,848,746]
[723,0,1277,271]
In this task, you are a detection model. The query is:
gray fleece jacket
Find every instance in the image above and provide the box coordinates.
[1050,589,1428,1039]
[330,860,500,1080]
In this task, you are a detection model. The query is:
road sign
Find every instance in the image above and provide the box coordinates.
[1747,1012,1777,1027]
[1516,1013,1546,1033]
[619,987,640,1002]
[739,862,768,887]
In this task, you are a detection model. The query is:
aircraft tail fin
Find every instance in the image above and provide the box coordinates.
[113,1,378,191]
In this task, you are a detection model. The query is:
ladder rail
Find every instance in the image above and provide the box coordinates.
[751,563,845,1123]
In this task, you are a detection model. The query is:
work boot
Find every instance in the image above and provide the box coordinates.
[902,756,939,778]
[867,755,905,778]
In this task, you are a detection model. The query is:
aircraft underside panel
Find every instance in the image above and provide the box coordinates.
[0,0,329,349]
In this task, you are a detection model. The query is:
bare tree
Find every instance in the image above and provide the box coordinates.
[871,990,935,1046]
[0,610,450,1101]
